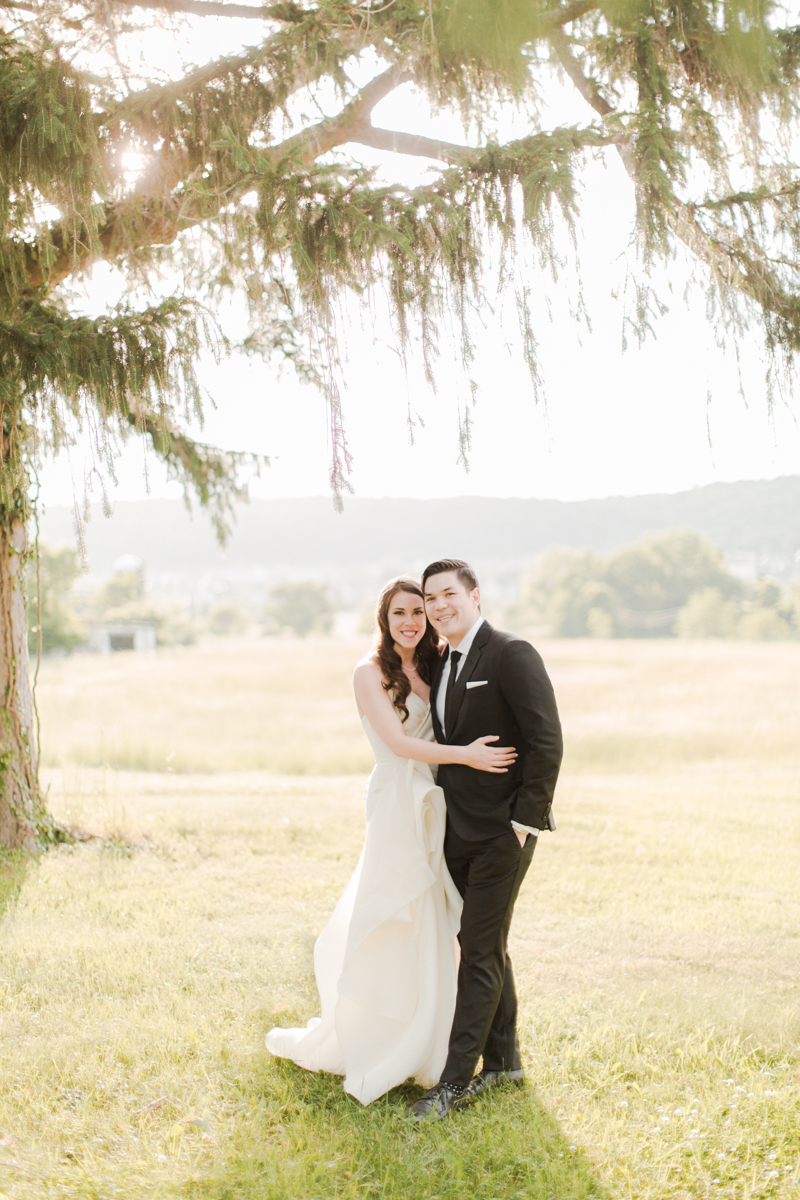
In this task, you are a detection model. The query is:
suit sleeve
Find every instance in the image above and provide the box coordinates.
[498,638,563,830]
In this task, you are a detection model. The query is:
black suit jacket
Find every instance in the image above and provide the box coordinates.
[431,621,562,841]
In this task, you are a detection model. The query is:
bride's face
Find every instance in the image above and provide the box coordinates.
[387,591,427,654]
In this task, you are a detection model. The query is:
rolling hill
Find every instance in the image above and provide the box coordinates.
[39,475,800,605]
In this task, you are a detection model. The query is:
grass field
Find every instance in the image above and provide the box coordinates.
[34,636,800,774]
[1,638,799,1200]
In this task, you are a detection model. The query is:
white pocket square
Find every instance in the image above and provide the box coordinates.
[466,680,488,689]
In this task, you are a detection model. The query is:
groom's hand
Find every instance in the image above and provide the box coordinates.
[511,824,539,847]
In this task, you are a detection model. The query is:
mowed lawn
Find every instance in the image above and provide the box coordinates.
[0,639,798,1200]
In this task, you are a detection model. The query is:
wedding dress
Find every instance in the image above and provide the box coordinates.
[265,692,462,1105]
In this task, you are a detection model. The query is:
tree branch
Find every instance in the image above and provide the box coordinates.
[693,182,800,212]
[547,25,635,177]
[100,12,368,197]
[669,203,798,342]
[103,10,365,137]
[548,25,614,118]
[106,47,288,127]
[109,0,304,18]
[545,12,798,334]
[274,64,410,163]
[0,0,304,16]
[25,64,412,287]
[540,0,600,26]
[347,124,474,164]
[105,0,602,25]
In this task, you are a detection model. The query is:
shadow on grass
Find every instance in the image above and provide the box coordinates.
[184,1049,613,1200]
[0,849,31,919]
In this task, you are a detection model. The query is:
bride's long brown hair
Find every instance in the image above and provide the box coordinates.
[374,577,441,722]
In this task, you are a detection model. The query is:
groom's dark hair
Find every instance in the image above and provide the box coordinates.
[421,559,480,594]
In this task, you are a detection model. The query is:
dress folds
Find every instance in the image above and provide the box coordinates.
[265,694,462,1104]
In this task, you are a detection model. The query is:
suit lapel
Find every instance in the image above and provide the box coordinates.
[430,648,447,743]
[446,621,493,738]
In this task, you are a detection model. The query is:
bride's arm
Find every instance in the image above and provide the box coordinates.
[353,662,517,773]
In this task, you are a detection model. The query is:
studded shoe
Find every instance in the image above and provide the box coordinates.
[407,1082,476,1121]
[470,1067,525,1098]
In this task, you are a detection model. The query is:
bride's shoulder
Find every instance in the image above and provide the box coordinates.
[353,656,387,704]
[353,654,382,683]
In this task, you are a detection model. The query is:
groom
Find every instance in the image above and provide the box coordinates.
[410,559,563,1120]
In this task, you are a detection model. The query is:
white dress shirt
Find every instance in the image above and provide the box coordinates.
[436,617,539,839]
[435,616,484,735]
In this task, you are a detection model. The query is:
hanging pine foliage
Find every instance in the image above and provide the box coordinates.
[1,0,800,846]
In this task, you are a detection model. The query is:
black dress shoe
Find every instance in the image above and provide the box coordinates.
[471,1067,525,1097]
[407,1082,475,1121]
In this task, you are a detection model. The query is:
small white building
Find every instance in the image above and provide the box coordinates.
[89,621,157,654]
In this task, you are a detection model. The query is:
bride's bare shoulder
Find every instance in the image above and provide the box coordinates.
[353,654,382,682]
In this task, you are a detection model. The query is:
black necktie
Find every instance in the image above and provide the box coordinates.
[444,650,462,735]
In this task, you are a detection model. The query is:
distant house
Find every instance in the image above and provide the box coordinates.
[89,621,157,654]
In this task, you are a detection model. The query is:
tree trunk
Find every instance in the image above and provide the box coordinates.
[0,518,46,851]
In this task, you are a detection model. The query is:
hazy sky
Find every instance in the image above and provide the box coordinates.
[37,24,800,510]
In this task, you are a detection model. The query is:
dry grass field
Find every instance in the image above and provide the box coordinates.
[33,636,800,775]
[1,637,799,1200]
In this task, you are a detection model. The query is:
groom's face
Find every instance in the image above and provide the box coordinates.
[423,571,481,646]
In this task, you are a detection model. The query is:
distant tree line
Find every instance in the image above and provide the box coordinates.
[26,548,337,653]
[207,581,336,638]
[508,531,799,639]
[26,546,88,655]
[26,548,197,654]
[28,531,798,654]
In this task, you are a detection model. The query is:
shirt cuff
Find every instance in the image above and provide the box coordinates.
[511,820,540,836]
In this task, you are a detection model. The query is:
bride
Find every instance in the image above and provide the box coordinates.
[265,576,517,1105]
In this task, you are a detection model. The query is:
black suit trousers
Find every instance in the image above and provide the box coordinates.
[441,824,536,1087]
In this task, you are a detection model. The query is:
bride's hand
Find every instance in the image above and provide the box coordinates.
[462,736,518,773]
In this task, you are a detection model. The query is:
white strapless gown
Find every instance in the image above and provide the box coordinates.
[265,693,462,1105]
